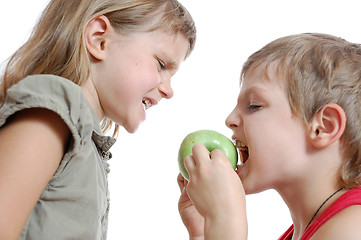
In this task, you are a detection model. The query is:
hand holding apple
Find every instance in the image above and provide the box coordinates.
[178,129,238,181]
[178,134,246,239]
[177,173,205,238]
[177,130,246,240]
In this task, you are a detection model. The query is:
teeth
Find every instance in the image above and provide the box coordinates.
[236,141,248,151]
[142,98,151,110]
[234,140,249,165]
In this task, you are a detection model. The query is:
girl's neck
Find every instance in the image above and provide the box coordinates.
[81,78,105,121]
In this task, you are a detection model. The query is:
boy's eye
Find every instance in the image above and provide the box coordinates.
[248,105,262,110]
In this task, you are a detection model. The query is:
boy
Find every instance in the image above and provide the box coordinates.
[178,33,361,240]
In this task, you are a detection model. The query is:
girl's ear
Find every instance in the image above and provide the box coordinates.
[309,103,346,148]
[84,15,112,61]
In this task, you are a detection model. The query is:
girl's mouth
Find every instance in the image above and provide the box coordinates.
[142,98,152,110]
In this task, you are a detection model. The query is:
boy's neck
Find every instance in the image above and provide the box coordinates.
[278,180,345,238]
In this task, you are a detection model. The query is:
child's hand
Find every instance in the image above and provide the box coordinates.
[183,144,247,240]
[177,173,205,239]
[184,144,245,218]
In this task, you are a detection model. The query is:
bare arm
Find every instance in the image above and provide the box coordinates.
[0,108,70,239]
[203,214,246,240]
[190,237,205,240]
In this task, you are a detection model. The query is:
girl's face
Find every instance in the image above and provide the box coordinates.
[89,28,189,133]
[225,64,309,194]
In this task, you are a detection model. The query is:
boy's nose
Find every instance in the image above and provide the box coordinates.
[225,109,239,129]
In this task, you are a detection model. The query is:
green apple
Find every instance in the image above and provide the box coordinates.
[178,129,238,181]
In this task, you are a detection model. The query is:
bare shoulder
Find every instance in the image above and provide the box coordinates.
[0,107,71,184]
[0,108,71,159]
[311,205,361,240]
[0,108,70,239]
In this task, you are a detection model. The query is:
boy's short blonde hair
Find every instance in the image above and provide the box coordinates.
[242,33,361,188]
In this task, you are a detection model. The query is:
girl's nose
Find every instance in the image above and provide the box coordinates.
[159,78,174,99]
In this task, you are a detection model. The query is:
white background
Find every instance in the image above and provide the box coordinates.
[2,1,361,239]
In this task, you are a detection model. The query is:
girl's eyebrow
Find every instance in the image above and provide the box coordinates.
[156,53,178,72]
[158,48,182,72]
[166,61,178,70]
[164,60,182,76]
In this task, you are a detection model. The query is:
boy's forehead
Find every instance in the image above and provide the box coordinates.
[242,61,282,84]
[240,61,287,95]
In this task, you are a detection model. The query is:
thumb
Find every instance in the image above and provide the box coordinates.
[179,183,191,203]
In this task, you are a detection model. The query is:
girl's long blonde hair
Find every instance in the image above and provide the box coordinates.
[1,0,196,136]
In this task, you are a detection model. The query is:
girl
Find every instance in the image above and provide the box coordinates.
[0,0,196,239]
[178,33,361,240]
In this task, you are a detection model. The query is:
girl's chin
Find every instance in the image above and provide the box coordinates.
[124,108,146,133]
[124,117,143,133]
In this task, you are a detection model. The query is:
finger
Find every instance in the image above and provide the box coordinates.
[191,143,210,165]
[178,182,191,206]
[210,148,227,161]
[184,155,196,180]
[177,173,187,192]
[177,174,191,206]
[210,149,233,167]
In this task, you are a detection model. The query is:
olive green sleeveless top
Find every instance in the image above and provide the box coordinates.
[0,75,116,240]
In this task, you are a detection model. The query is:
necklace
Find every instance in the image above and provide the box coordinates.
[304,187,344,232]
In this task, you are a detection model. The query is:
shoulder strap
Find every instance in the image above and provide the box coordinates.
[301,188,361,240]
[278,225,294,240]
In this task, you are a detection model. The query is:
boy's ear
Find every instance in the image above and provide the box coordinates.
[84,15,112,61]
[309,103,346,148]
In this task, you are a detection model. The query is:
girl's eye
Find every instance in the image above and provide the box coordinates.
[158,59,166,70]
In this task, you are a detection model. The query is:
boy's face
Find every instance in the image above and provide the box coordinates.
[226,63,309,194]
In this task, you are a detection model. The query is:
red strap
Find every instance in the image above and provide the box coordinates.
[301,188,361,239]
[278,225,294,240]
[278,188,361,240]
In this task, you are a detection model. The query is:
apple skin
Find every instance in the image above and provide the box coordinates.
[178,130,238,181]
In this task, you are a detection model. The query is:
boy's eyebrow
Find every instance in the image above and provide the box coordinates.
[242,86,268,98]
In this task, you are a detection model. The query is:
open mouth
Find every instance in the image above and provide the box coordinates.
[142,98,152,110]
[235,140,249,167]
